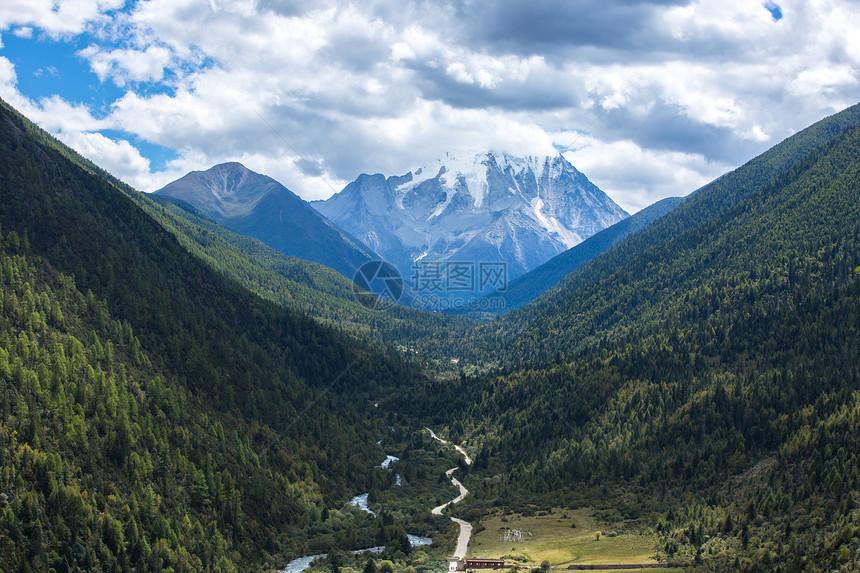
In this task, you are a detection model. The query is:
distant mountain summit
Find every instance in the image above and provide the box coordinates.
[313,152,627,288]
[154,162,278,218]
[155,162,376,278]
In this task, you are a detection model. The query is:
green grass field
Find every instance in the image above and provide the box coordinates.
[467,508,682,571]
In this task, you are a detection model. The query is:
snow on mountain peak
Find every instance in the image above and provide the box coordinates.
[530,196,582,249]
[494,153,551,178]
[396,151,490,208]
[314,151,628,286]
[394,151,574,210]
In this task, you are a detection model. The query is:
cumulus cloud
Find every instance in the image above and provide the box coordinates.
[562,135,731,213]
[12,27,34,39]
[55,130,153,188]
[29,96,107,133]
[0,64,106,135]
[0,0,123,38]
[0,56,15,88]
[1,0,858,211]
[78,44,172,86]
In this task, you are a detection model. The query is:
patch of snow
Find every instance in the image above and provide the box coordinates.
[381,455,399,469]
[496,153,549,179]
[530,197,582,249]
[394,163,442,194]
[440,152,488,207]
[397,152,489,208]
[428,190,453,219]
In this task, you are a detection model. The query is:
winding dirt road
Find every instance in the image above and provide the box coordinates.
[427,428,473,559]
[431,468,470,514]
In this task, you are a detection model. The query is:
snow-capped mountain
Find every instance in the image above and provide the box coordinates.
[154,162,376,278]
[313,152,628,289]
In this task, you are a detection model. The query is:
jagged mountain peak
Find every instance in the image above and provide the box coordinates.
[395,151,572,210]
[314,151,627,288]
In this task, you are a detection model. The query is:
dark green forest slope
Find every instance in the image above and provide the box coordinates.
[138,193,470,346]
[398,111,860,569]
[0,98,424,571]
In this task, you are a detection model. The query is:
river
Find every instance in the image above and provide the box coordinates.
[282,431,472,572]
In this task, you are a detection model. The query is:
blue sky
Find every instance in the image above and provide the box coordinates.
[1,0,858,212]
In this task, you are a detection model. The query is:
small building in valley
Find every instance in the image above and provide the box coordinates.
[448,557,508,571]
[466,558,507,570]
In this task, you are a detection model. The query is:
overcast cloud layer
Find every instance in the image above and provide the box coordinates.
[1,0,858,212]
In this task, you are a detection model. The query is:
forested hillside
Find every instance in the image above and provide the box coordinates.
[0,98,425,571]
[138,193,471,346]
[396,111,860,569]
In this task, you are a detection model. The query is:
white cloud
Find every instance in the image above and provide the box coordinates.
[30,95,107,133]
[0,0,124,38]
[391,41,415,61]
[0,58,37,119]
[444,53,544,90]
[343,99,557,183]
[446,62,474,85]
[0,65,107,136]
[126,0,333,69]
[397,25,443,62]
[562,135,731,213]
[56,130,152,189]
[661,0,778,46]
[0,56,15,88]
[12,26,33,38]
[78,44,172,86]
[1,0,858,209]
[790,64,858,108]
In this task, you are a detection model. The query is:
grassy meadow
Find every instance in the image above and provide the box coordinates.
[467,508,683,571]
